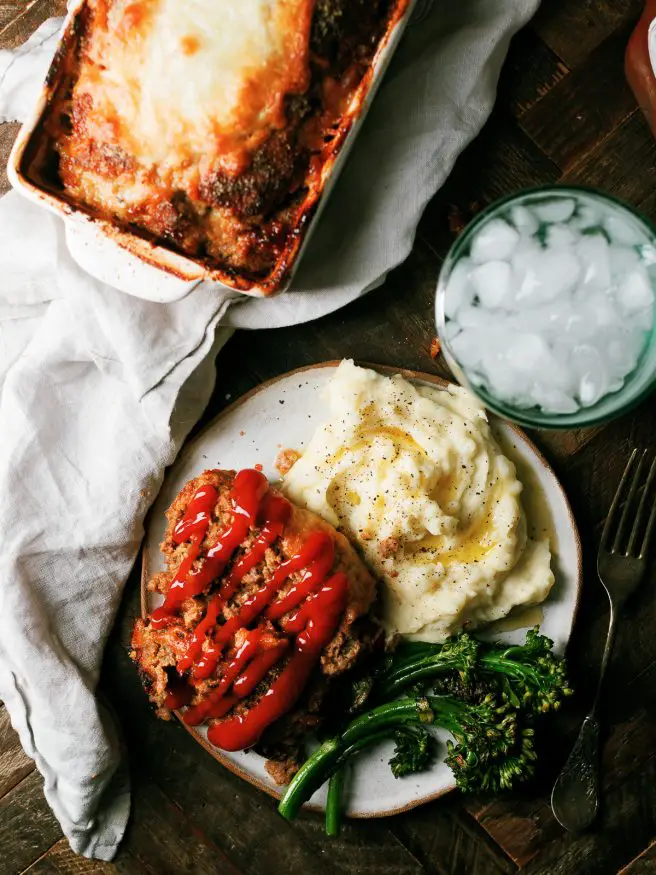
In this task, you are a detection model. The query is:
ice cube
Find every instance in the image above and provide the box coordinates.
[515,249,582,304]
[481,347,522,399]
[450,327,486,368]
[569,292,618,330]
[529,385,579,414]
[637,242,656,267]
[444,258,474,319]
[532,197,576,224]
[616,269,655,315]
[569,203,600,234]
[469,260,513,309]
[608,244,640,278]
[509,305,559,334]
[509,205,539,236]
[545,223,579,249]
[507,333,551,372]
[577,234,611,292]
[511,239,542,302]
[594,327,642,379]
[470,219,520,264]
[458,306,490,329]
[571,344,609,407]
[557,304,599,343]
[604,214,650,247]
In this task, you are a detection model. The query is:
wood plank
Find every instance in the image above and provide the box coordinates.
[497,28,570,119]
[391,798,517,875]
[564,111,656,220]
[619,839,656,874]
[0,771,62,874]
[0,122,20,196]
[0,1,35,34]
[22,838,141,874]
[520,24,638,172]
[466,712,656,874]
[0,704,34,800]
[530,0,643,67]
[0,0,65,48]
[122,775,243,875]
[529,426,605,467]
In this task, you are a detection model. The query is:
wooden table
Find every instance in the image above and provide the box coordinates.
[2,1,656,873]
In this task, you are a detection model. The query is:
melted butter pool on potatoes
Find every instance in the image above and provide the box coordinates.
[282,361,555,642]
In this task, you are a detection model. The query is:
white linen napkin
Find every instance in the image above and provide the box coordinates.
[0,0,539,860]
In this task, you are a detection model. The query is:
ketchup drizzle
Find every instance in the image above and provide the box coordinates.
[207,573,348,751]
[153,469,349,751]
[152,469,268,624]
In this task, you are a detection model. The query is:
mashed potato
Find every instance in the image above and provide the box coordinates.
[282,360,554,642]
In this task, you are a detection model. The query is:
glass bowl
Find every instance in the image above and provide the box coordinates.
[434,185,656,429]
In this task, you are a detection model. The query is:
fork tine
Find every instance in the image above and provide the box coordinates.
[638,458,656,559]
[613,450,647,553]
[628,455,656,556]
[600,449,637,552]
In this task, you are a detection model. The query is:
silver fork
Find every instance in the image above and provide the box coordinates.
[551,449,656,832]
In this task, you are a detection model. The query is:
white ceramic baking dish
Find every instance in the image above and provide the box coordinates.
[8,0,419,300]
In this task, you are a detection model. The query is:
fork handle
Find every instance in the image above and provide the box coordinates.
[551,604,617,831]
[550,711,601,831]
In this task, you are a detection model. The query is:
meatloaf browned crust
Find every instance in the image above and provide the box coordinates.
[131,469,378,783]
[38,0,405,289]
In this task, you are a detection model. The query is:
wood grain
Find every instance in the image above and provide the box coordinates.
[619,840,656,874]
[521,24,638,172]
[2,0,656,874]
[0,705,34,799]
[0,771,62,874]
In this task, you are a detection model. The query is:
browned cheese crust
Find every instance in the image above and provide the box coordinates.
[44,0,400,284]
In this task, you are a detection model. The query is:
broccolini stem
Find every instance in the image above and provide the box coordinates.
[278,738,341,822]
[376,657,466,700]
[341,698,434,747]
[479,654,549,690]
[325,769,344,837]
[279,695,492,823]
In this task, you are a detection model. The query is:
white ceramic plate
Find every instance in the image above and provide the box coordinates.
[142,362,582,817]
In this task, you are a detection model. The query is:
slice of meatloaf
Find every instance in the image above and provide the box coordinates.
[131,468,378,783]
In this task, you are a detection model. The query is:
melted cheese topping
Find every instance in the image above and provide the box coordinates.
[76,0,313,173]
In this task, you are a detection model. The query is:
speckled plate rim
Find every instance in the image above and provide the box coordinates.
[140,360,583,818]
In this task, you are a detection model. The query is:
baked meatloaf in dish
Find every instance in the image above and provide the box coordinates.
[19,0,411,294]
[131,468,378,783]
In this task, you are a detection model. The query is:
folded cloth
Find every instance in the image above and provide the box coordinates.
[0,0,539,860]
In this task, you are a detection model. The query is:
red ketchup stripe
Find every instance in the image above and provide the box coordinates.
[176,593,224,674]
[232,640,289,699]
[184,693,238,725]
[265,532,333,620]
[153,469,268,622]
[266,541,334,621]
[164,678,194,711]
[207,574,349,751]
[150,531,204,629]
[221,520,284,600]
[281,574,347,635]
[183,631,263,724]
[193,529,335,679]
[172,485,219,544]
[179,493,291,676]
